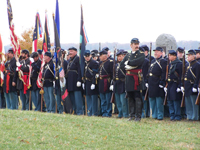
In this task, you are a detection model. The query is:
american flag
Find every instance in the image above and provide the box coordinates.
[32,12,43,53]
[37,12,50,89]
[0,34,5,86]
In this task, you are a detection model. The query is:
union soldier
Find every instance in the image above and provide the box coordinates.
[82,50,99,116]
[102,47,114,60]
[164,50,182,121]
[120,38,145,121]
[66,47,83,115]
[141,45,154,61]
[30,52,41,111]
[3,48,18,109]
[181,49,200,120]
[16,49,32,110]
[98,49,113,117]
[146,47,167,120]
[91,49,99,61]
[42,51,56,113]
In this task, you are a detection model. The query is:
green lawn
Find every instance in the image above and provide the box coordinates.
[0,109,200,149]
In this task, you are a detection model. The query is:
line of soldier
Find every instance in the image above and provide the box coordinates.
[0,38,200,122]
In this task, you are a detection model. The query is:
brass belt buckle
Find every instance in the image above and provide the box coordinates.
[149,73,152,76]
[168,79,171,81]
[116,78,119,80]
[184,78,187,81]
[127,71,130,74]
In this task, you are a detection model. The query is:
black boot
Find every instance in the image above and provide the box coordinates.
[134,97,143,122]
[127,97,135,121]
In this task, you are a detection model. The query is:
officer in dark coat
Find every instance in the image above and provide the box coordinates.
[98,49,113,117]
[165,50,182,121]
[120,38,145,121]
[3,48,18,109]
[111,50,128,118]
[66,47,83,115]
[16,49,32,110]
[182,49,200,120]
[141,45,154,61]
[30,52,41,111]
[82,50,99,116]
[42,51,56,113]
[147,47,167,120]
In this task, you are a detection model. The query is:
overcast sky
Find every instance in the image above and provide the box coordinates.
[0,0,200,46]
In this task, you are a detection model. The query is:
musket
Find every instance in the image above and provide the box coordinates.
[144,42,152,101]
[99,42,101,52]
[163,55,169,105]
[110,47,117,103]
[195,88,200,105]
[181,47,186,107]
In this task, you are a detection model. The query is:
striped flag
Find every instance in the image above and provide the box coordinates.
[32,12,43,53]
[79,4,89,76]
[0,34,5,86]
[37,12,50,89]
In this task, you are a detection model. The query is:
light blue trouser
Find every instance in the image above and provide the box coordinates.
[20,90,31,110]
[168,100,181,120]
[142,96,148,118]
[4,92,11,109]
[115,93,128,118]
[69,91,84,115]
[56,89,63,114]
[31,89,41,111]
[185,95,199,120]
[149,97,164,120]
[86,95,98,116]
[99,92,112,117]
[43,87,55,113]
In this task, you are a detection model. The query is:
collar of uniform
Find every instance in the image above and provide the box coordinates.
[189,59,197,65]
[70,54,77,60]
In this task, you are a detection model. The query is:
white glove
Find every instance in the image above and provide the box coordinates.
[16,67,19,71]
[176,88,181,93]
[16,62,21,67]
[124,61,128,65]
[192,88,197,93]
[164,87,167,93]
[95,74,99,78]
[198,88,200,92]
[77,81,81,87]
[82,83,85,89]
[181,86,184,93]
[30,58,34,63]
[159,85,163,88]
[145,83,148,88]
[109,85,113,91]
[91,84,95,90]
[53,81,55,88]
[125,65,133,70]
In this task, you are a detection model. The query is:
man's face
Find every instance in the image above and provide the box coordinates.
[8,52,13,59]
[117,54,124,62]
[84,55,91,62]
[34,56,39,62]
[169,54,176,61]
[99,54,108,61]
[187,54,195,62]
[39,54,43,60]
[69,50,77,58]
[196,53,200,59]
[21,53,26,59]
[107,50,111,57]
[154,50,162,59]
[44,55,49,63]
[177,52,183,59]
[144,51,148,56]
[130,43,139,51]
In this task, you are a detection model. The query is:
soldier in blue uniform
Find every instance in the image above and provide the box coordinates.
[16,49,32,110]
[3,48,18,109]
[164,50,182,121]
[91,49,99,61]
[30,52,41,111]
[120,38,145,121]
[102,47,114,60]
[141,45,154,61]
[182,49,200,120]
[82,50,99,116]
[146,47,167,120]
[66,47,83,115]
[97,49,113,117]
[111,50,128,118]
[42,51,56,113]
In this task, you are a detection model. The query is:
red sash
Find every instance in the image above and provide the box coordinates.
[126,69,142,90]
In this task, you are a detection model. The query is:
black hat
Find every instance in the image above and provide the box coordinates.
[102,47,109,51]
[116,50,124,56]
[123,50,128,55]
[37,49,42,55]
[31,52,39,58]
[139,47,145,52]
[153,47,163,52]
[91,49,98,54]
[68,47,77,51]
[8,48,14,54]
[22,49,29,54]
[195,49,200,53]
[168,50,177,56]
[130,38,140,44]
[177,47,184,53]
[187,49,196,55]
[44,51,52,57]
[99,50,107,56]
[84,50,90,57]
[141,45,149,51]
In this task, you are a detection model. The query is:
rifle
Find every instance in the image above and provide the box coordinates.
[181,47,186,107]
[110,47,116,103]
[99,42,101,52]
[163,55,169,105]
[144,42,152,101]
[195,87,200,105]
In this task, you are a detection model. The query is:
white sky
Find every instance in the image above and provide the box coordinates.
[0,0,200,46]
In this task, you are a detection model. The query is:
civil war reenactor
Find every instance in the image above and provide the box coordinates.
[66,47,83,115]
[146,47,167,120]
[16,49,32,110]
[3,48,18,109]
[42,51,56,113]
[181,49,200,121]
[164,50,182,121]
[30,52,41,111]
[97,49,113,117]
[110,49,128,118]
[91,49,99,62]
[82,50,99,116]
[141,45,154,61]
[102,47,114,60]
[120,38,145,121]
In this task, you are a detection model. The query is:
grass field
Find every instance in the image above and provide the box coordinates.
[0,109,200,149]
